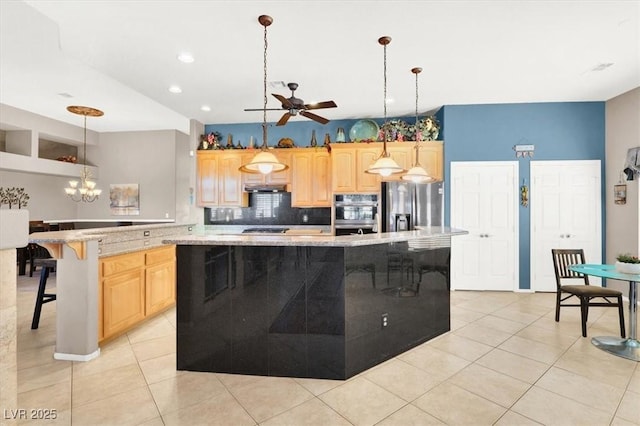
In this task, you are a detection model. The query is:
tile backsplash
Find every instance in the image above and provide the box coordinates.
[205,192,330,226]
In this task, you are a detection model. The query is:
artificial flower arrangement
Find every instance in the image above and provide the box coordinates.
[198,131,223,150]
[407,116,440,141]
[379,119,411,142]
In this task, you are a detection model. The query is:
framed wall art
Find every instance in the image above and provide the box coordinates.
[110,183,140,215]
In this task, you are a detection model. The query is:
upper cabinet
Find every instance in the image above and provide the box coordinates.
[241,150,292,186]
[197,151,248,207]
[291,149,331,207]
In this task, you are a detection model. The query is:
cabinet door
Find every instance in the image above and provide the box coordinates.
[218,153,247,206]
[102,268,145,339]
[385,144,412,181]
[267,151,292,185]
[356,148,381,192]
[417,142,444,181]
[146,261,176,315]
[291,152,313,206]
[332,147,357,192]
[312,151,331,206]
[197,153,218,206]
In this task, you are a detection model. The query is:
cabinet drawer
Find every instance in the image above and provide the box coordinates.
[146,245,175,265]
[101,252,145,278]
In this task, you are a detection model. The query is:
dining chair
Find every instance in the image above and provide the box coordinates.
[552,249,625,338]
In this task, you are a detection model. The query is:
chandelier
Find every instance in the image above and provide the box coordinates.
[402,67,432,183]
[239,15,289,175]
[365,36,405,177]
[64,106,104,202]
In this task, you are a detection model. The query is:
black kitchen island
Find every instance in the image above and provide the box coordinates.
[163,228,466,380]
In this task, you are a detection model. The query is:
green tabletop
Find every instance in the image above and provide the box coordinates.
[569,264,640,282]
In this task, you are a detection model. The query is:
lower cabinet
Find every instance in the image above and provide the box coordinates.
[99,245,176,342]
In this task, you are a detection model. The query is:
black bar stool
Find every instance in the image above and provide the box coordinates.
[31,258,57,329]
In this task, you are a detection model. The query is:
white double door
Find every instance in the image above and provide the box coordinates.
[530,160,602,291]
[451,162,519,291]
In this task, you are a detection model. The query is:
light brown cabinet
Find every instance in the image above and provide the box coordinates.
[197,151,248,207]
[291,148,331,207]
[99,245,176,342]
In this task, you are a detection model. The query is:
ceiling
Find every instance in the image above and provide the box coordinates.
[1,0,638,134]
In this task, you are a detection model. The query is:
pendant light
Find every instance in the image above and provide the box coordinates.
[64,105,104,202]
[239,15,289,175]
[365,36,405,177]
[402,67,433,183]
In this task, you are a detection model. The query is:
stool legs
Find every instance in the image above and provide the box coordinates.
[31,266,56,330]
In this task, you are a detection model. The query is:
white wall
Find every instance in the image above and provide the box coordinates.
[0,170,77,219]
[605,87,640,294]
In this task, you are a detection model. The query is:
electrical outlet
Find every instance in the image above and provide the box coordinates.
[381,313,389,328]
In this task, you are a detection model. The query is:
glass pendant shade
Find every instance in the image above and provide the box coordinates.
[239,150,288,175]
[402,165,432,183]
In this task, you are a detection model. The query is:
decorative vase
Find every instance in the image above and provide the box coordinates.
[226,134,234,149]
[615,261,640,275]
[310,130,317,147]
[323,133,331,147]
[336,127,346,143]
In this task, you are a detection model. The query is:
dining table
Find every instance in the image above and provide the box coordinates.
[569,263,639,362]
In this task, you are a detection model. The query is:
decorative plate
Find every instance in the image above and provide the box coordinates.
[349,119,380,142]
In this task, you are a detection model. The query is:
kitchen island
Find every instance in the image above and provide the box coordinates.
[164,227,466,379]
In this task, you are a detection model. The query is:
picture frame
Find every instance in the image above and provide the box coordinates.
[614,184,627,205]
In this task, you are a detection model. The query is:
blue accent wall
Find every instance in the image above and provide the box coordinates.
[205,101,606,290]
[441,102,606,289]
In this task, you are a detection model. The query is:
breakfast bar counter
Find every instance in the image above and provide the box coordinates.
[163,227,466,379]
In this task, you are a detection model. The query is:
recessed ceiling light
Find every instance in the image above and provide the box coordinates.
[168,85,182,94]
[201,105,211,112]
[177,52,194,63]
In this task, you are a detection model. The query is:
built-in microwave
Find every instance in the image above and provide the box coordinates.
[333,193,378,235]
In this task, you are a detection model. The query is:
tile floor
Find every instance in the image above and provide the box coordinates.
[11,273,640,426]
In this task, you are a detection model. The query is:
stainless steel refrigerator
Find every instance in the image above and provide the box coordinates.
[381,181,444,232]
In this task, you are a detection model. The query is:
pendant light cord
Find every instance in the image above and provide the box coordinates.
[82,113,88,175]
[262,20,268,151]
[414,67,422,166]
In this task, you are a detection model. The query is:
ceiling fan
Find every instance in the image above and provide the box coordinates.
[244,82,337,126]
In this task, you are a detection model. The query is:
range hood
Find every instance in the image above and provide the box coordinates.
[243,184,288,193]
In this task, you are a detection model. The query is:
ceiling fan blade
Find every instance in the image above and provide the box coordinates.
[304,100,337,110]
[276,112,293,126]
[272,93,294,109]
[300,110,329,125]
[244,108,286,111]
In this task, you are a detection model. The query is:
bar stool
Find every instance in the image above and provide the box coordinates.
[31,258,57,329]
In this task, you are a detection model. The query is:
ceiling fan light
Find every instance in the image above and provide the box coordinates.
[365,156,405,176]
[402,166,432,183]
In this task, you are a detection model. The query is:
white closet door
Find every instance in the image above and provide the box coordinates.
[451,161,519,291]
[530,160,602,291]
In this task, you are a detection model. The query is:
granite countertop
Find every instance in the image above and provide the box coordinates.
[163,227,467,247]
[28,223,194,244]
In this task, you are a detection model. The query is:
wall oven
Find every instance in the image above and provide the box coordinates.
[333,193,378,235]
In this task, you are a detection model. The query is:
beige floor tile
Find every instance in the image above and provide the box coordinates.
[127,313,175,344]
[216,372,265,392]
[364,358,443,401]
[554,338,637,389]
[71,342,137,379]
[17,360,71,394]
[511,386,612,425]
[17,380,71,414]
[163,307,177,328]
[474,314,527,334]
[450,306,486,323]
[399,344,470,380]
[414,382,506,425]
[227,376,314,423]
[627,367,640,393]
[450,317,469,330]
[491,307,543,325]
[535,366,625,415]
[498,335,566,364]
[15,344,57,371]
[515,324,579,349]
[293,377,344,396]
[137,417,165,426]
[72,363,148,408]
[611,416,639,426]
[161,389,255,426]
[476,348,550,384]
[18,409,71,425]
[453,322,513,346]
[427,333,494,361]
[528,315,585,337]
[454,297,505,315]
[138,352,183,385]
[449,363,530,408]
[494,410,542,425]
[149,370,227,415]
[261,397,351,426]
[319,377,406,426]
[615,390,640,424]
[131,334,176,362]
[72,386,159,426]
[377,404,445,425]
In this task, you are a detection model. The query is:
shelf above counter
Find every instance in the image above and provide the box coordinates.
[0,151,98,178]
